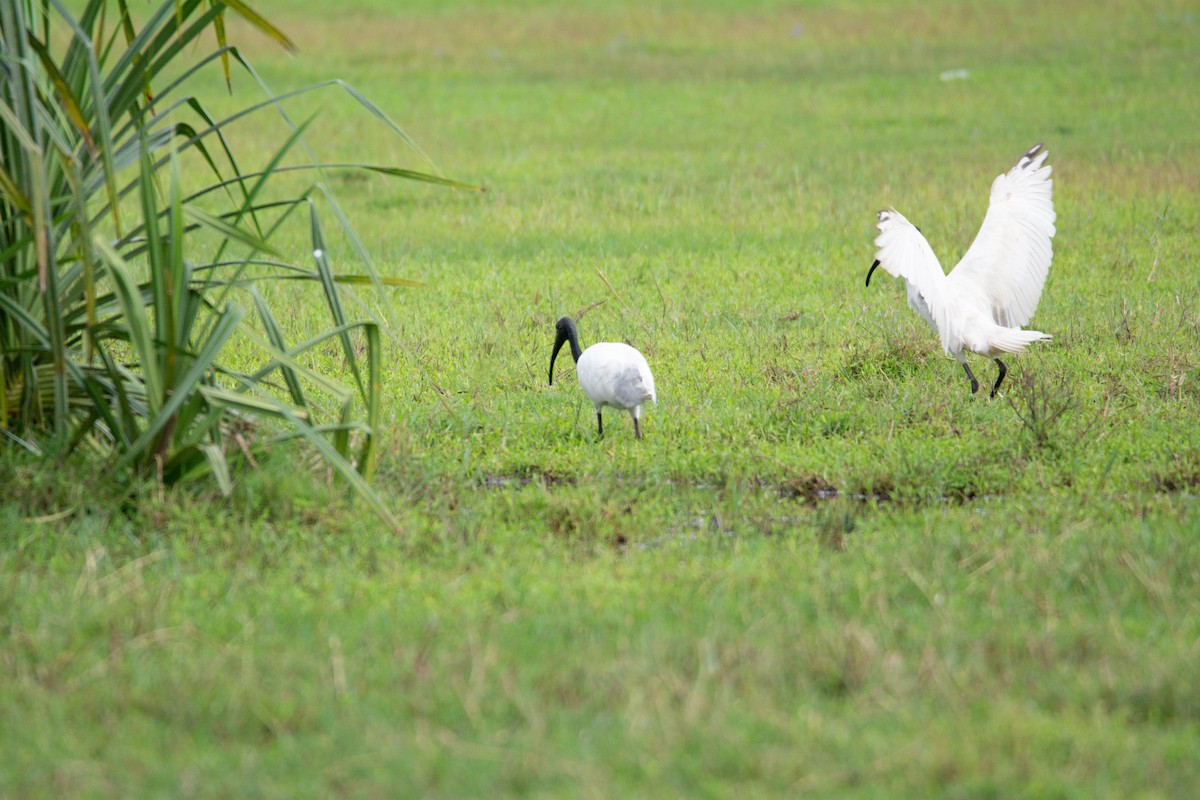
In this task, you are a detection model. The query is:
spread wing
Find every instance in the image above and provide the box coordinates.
[873,208,955,353]
[948,143,1055,328]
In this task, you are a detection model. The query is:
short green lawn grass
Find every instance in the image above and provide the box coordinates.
[4,0,1200,796]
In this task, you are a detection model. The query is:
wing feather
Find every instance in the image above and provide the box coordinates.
[578,343,655,410]
[873,208,956,353]
[948,143,1055,328]
[611,364,654,408]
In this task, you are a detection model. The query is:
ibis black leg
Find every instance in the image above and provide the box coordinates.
[596,412,604,438]
[634,417,643,440]
[990,358,1008,398]
[962,362,980,394]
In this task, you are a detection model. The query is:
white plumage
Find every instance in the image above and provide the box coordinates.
[865,143,1057,397]
[549,316,657,439]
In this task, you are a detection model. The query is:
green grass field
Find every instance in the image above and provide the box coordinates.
[4,0,1200,796]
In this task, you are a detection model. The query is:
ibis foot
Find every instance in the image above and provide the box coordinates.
[962,362,980,394]
[990,358,1008,398]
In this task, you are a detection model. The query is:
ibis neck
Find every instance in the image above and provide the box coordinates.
[566,329,582,362]
[558,316,583,362]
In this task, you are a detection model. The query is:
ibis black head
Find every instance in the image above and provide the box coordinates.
[549,316,583,385]
[865,259,881,287]
[866,222,919,286]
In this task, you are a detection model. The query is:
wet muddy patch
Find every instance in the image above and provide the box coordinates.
[478,468,577,489]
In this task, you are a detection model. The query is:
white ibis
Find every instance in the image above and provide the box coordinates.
[865,143,1056,397]
[548,316,657,439]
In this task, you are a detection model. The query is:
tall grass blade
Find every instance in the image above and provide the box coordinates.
[360,321,381,483]
[220,0,297,54]
[248,288,306,407]
[308,203,366,401]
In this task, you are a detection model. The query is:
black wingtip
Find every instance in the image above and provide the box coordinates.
[1017,142,1047,169]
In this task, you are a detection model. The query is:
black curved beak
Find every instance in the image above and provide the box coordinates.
[865,259,881,287]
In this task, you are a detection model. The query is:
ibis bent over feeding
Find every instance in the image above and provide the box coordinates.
[549,316,657,439]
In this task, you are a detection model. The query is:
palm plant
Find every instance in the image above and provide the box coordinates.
[0,0,474,523]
